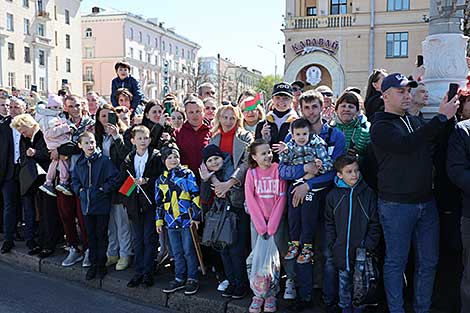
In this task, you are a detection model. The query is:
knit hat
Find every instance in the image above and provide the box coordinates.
[161,144,180,162]
[202,144,223,163]
[47,94,63,110]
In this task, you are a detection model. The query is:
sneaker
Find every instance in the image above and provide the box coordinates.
[97,265,107,279]
[217,279,229,292]
[105,255,119,267]
[285,242,300,260]
[55,183,73,196]
[82,249,91,268]
[37,248,54,258]
[249,296,264,313]
[297,246,314,264]
[163,280,186,293]
[231,285,247,299]
[61,247,84,267]
[86,266,97,280]
[264,296,277,313]
[222,283,235,298]
[39,183,57,197]
[284,278,297,300]
[115,257,130,271]
[184,280,199,295]
[26,239,41,256]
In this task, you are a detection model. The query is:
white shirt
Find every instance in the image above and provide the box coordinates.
[134,150,148,179]
[12,127,21,164]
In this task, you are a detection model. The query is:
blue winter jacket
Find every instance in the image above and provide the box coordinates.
[71,150,120,215]
[111,75,144,109]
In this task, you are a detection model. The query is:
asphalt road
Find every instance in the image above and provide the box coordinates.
[0,261,175,313]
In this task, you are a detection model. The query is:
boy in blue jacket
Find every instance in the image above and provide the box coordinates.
[111,61,144,110]
[72,132,119,280]
[324,155,381,313]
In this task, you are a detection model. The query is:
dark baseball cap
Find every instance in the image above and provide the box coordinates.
[272,82,293,97]
[291,80,305,89]
[381,73,418,93]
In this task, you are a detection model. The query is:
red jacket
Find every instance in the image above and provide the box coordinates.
[175,121,211,176]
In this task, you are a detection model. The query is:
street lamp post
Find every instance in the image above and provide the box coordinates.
[257,45,278,78]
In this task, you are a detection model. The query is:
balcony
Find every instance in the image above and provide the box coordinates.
[285,14,354,29]
[32,35,53,48]
[83,74,94,84]
[36,11,51,21]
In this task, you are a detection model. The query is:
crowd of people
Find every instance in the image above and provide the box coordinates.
[0,60,468,313]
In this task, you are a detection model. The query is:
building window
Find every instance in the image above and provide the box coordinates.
[55,56,58,71]
[387,0,410,11]
[147,53,151,63]
[169,43,172,54]
[85,27,92,38]
[24,18,30,35]
[54,5,57,20]
[8,43,15,60]
[24,46,31,63]
[8,73,15,88]
[37,23,45,36]
[55,31,58,46]
[85,47,93,58]
[182,48,185,59]
[139,31,142,43]
[155,38,158,48]
[24,75,31,89]
[39,49,45,65]
[386,32,408,58]
[176,46,179,57]
[307,6,317,16]
[39,77,45,91]
[23,0,29,8]
[64,9,70,24]
[162,41,165,51]
[65,34,70,49]
[7,13,14,32]
[129,27,133,40]
[147,34,150,46]
[155,55,159,66]
[139,50,142,61]
[38,0,44,12]
[66,58,71,72]
[85,66,93,80]
[130,47,134,59]
[331,0,347,15]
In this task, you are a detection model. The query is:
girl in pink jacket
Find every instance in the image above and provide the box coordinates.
[245,139,287,313]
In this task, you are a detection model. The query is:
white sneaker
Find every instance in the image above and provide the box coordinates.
[61,247,83,267]
[283,278,297,300]
[217,279,229,292]
[82,249,91,268]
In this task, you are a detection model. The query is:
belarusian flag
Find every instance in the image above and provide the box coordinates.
[119,176,136,197]
[244,93,262,111]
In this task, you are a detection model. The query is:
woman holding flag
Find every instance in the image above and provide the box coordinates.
[240,94,266,134]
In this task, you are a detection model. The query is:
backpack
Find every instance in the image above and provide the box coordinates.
[353,247,380,307]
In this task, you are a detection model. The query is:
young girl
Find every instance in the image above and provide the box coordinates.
[245,139,287,313]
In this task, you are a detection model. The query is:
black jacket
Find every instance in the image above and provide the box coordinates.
[325,177,381,271]
[0,116,15,183]
[120,148,163,220]
[364,90,384,123]
[19,129,51,174]
[370,112,448,203]
[447,119,470,218]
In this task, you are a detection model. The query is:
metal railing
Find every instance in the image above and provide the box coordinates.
[286,14,354,29]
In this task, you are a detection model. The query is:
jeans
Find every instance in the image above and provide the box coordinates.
[107,204,132,258]
[378,198,439,313]
[130,209,157,276]
[461,216,470,313]
[288,186,320,244]
[84,214,109,267]
[339,269,353,309]
[168,227,198,281]
[220,210,250,289]
[1,178,20,241]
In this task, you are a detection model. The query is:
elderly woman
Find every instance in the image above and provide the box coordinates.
[200,105,253,299]
[95,104,133,271]
[239,96,265,134]
[11,113,59,258]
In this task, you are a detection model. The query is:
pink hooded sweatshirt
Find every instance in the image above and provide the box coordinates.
[244,163,287,236]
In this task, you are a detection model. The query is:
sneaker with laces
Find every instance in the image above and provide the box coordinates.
[39,183,57,197]
[55,183,73,196]
[163,279,186,293]
[249,296,264,313]
[61,247,83,267]
[264,296,277,312]
[217,279,229,292]
[296,246,314,264]
[105,255,119,267]
[285,242,300,260]
[82,249,91,268]
[284,278,297,300]
[184,279,199,295]
[115,256,130,271]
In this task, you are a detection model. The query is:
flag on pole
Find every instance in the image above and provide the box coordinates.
[119,176,136,197]
[244,93,262,111]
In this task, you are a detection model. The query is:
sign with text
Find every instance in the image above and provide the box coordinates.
[291,38,339,56]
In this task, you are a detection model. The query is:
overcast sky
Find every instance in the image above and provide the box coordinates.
[81,0,286,76]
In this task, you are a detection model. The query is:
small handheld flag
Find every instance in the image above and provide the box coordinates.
[244,93,263,111]
[119,175,136,197]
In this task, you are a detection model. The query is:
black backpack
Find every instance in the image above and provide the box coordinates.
[353,247,380,307]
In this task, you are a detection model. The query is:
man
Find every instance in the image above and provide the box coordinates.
[291,80,305,113]
[197,82,216,100]
[408,82,429,117]
[0,97,10,122]
[370,73,458,313]
[279,90,345,312]
[175,94,211,177]
[86,91,101,118]
[0,97,27,253]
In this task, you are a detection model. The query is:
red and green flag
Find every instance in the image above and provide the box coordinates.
[119,176,136,197]
[244,93,262,111]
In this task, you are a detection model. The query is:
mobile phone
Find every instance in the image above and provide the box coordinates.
[163,101,173,115]
[31,85,37,92]
[108,112,118,125]
[448,83,459,100]
[417,55,423,67]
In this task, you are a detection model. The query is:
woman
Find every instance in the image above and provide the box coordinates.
[240,96,265,134]
[115,88,133,109]
[141,99,174,150]
[11,113,58,258]
[95,104,133,271]
[116,106,131,127]
[171,107,185,130]
[458,89,470,121]
[201,105,254,299]
[330,90,370,157]
[364,69,387,121]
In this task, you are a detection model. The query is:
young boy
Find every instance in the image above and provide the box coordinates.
[324,155,381,313]
[111,61,144,110]
[280,118,333,264]
[121,125,163,288]
[71,132,119,280]
[155,144,202,295]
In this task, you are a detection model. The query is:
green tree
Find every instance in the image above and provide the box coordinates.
[256,74,283,100]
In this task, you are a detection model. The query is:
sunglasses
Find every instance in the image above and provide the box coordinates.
[292,87,303,92]
[321,92,333,97]
[116,108,129,114]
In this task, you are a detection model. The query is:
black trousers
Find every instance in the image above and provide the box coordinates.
[84,214,109,267]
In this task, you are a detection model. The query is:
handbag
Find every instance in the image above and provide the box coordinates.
[19,158,46,196]
[353,247,380,307]
[201,197,237,250]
